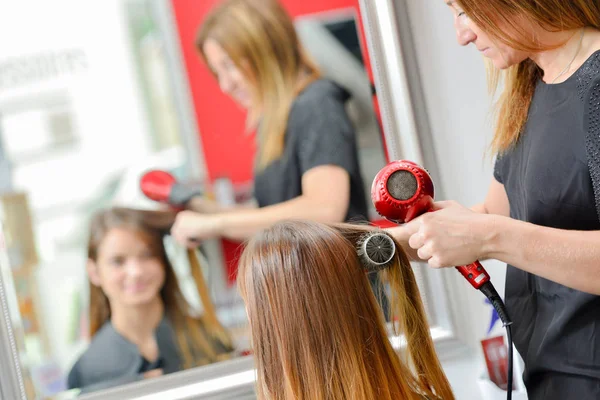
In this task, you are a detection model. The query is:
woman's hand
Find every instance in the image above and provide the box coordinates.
[142,369,163,380]
[171,210,224,247]
[401,200,497,268]
[187,196,222,214]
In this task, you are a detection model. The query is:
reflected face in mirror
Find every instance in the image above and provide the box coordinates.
[202,39,254,109]
[444,0,528,69]
[87,228,165,308]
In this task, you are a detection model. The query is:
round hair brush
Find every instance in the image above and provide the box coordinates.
[357,231,396,273]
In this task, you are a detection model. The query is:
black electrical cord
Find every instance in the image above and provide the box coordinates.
[505,324,513,400]
[479,281,513,400]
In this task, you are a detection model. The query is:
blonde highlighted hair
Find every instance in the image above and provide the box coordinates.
[87,207,234,369]
[238,220,454,400]
[455,0,600,155]
[195,0,321,170]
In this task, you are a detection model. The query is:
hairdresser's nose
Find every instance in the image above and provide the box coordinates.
[454,17,476,46]
[218,71,236,96]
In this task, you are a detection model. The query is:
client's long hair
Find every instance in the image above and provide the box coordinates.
[237,220,454,400]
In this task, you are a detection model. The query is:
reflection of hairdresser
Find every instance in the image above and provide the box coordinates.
[169,0,369,246]
[67,208,234,394]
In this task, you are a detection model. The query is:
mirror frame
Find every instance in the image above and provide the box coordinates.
[0,247,29,400]
[0,0,468,399]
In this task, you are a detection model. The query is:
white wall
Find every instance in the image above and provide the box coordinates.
[404,0,511,362]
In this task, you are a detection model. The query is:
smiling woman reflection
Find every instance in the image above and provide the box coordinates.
[67,208,234,394]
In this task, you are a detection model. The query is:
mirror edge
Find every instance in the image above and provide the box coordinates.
[0,233,28,400]
[357,0,423,164]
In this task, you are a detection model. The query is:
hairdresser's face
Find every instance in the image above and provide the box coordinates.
[203,39,254,109]
[445,1,528,69]
[89,228,165,308]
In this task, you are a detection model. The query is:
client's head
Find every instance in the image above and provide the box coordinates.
[237,220,454,400]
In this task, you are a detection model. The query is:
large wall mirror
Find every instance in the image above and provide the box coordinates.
[0,1,458,399]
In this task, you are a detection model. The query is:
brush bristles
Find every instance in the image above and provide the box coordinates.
[357,231,396,273]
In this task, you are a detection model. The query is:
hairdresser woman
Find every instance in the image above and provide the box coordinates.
[170,0,369,247]
[389,1,600,399]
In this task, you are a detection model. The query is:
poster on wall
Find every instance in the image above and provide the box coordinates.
[0,94,79,165]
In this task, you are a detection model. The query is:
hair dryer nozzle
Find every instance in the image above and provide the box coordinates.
[371,160,435,223]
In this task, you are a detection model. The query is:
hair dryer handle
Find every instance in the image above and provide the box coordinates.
[455,260,490,289]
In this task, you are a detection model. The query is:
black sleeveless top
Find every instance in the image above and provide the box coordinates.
[253,79,368,222]
[494,51,600,400]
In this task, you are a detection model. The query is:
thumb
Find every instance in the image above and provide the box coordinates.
[400,218,422,237]
[386,220,419,243]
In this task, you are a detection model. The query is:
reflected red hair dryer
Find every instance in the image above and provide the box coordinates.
[140,170,202,207]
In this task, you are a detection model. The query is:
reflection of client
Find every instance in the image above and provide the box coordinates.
[237,220,455,400]
[67,208,234,393]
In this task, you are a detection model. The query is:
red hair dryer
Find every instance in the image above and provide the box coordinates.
[371,160,514,399]
[140,170,202,208]
[371,160,489,289]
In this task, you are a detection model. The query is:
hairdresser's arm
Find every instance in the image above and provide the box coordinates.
[398,179,600,295]
[171,165,349,244]
[486,212,600,294]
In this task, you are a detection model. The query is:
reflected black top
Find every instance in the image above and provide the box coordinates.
[66,317,182,394]
[66,315,231,394]
[253,79,369,222]
[494,51,600,399]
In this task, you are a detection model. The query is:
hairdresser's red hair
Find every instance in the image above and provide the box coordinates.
[455,0,600,155]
